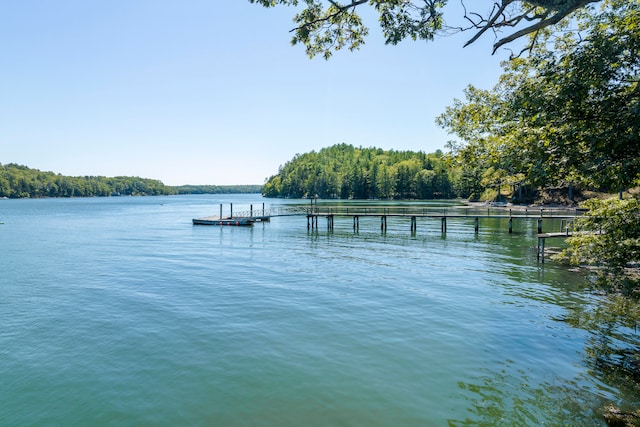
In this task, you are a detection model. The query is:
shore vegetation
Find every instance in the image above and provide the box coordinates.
[0,164,263,198]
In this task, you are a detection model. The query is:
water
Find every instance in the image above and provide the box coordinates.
[0,195,637,426]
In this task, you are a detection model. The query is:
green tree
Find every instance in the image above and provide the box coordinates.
[437,0,640,194]
[376,163,394,199]
[560,197,640,295]
[450,166,484,201]
[415,169,437,199]
[393,159,420,198]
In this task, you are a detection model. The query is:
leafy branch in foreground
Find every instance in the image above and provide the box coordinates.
[559,197,640,295]
[249,0,602,58]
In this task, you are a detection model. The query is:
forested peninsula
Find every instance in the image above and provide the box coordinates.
[263,144,460,200]
[0,163,260,198]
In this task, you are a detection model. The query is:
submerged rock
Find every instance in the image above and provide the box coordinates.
[603,405,640,427]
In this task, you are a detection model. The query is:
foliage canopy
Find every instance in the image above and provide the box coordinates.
[262,143,456,199]
[561,196,640,295]
[437,0,640,194]
[250,0,602,58]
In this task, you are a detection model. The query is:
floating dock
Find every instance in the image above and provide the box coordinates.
[192,216,255,226]
[192,203,271,226]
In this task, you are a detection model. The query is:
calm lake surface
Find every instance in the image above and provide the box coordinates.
[1,194,638,426]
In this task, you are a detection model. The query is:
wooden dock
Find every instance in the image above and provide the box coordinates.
[302,205,580,235]
[194,203,581,232]
[535,230,603,263]
[193,202,586,263]
[536,231,573,263]
[192,203,273,226]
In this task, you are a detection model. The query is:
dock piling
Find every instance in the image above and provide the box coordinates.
[327,215,332,230]
[537,237,546,263]
[508,214,513,234]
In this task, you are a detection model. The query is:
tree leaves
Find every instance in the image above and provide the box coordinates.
[560,196,640,294]
[250,0,602,58]
[438,0,640,194]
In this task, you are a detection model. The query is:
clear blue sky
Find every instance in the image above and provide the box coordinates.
[1,1,512,186]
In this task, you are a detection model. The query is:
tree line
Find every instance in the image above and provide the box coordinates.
[262,144,457,199]
[0,164,262,198]
[0,163,177,198]
[174,184,262,194]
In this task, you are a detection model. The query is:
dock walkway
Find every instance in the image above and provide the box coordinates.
[194,203,581,232]
[194,202,585,262]
[192,204,307,226]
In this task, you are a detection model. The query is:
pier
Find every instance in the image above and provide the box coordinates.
[194,202,581,231]
[192,203,274,226]
[193,202,584,262]
[300,205,579,233]
[536,231,573,263]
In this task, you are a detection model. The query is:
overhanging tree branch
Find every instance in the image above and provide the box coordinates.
[289,0,368,34]
[463,0,515,48]
[491,0,600,53]
[253,0,606,57]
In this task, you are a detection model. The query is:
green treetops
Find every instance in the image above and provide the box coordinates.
[262,144,455,199]
[0,163,177,198]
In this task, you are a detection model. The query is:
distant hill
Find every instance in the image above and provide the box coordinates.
[0,163,261,198]
[262,143,455,200]
[173,185,263,194]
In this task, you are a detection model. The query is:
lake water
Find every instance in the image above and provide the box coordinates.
[1,194,638,426]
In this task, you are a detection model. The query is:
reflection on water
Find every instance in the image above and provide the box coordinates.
[565,297,640,410]
[452,296,640,426]
[452,362,609,426]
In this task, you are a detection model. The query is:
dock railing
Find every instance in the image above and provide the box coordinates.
[302,204,583,219]
[209,203,583,221]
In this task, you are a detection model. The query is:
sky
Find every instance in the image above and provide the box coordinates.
[1,1,514,186]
